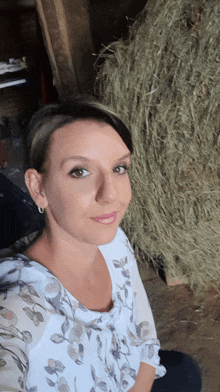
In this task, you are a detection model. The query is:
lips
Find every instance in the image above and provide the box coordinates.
[91,211,117,225]
[94,211,117,220]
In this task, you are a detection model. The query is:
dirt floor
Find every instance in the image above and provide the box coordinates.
[139,264,220,392]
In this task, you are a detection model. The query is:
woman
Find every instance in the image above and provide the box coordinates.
[0,96,201,392]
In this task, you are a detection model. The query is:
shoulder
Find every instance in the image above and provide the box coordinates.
[0,253,29,283]
[0,253,50,317]
[114,226,135,256]
[0,232,48,293]
[0,256,52,390]
[99,226,135,264]
[0,254,56,349]
[0,252,56,306]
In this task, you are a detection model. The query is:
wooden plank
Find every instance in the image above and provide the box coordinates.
[36,0,64,97]
[36,0,95,99]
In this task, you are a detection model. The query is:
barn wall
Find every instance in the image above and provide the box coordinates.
[0,7,56,123]
[0,0,148,120]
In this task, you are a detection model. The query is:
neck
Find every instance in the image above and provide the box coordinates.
[26,227,100,278]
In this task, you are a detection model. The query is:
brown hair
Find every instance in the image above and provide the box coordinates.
[24,95,133,173]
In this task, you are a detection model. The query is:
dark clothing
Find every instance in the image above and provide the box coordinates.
[0,172,44,249]
[152,350,202,392]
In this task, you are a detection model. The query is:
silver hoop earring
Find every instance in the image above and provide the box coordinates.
[38,204,44,214]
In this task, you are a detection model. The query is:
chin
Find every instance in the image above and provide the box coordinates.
[85,227,118,246]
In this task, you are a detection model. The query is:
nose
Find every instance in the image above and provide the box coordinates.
[95,173,117,204]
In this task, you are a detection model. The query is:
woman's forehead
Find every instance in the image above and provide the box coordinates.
[51,120,127,149]
[47,120,130,164]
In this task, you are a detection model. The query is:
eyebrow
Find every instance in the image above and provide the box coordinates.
[60,152,131,168]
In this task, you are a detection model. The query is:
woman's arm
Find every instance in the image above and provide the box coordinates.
[129,362,156,392]
[128,235,166,379]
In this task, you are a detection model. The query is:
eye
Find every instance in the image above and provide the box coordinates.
[113,165,129,174]
[69,167,89,179]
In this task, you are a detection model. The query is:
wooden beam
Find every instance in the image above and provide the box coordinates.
[36,0,95,100]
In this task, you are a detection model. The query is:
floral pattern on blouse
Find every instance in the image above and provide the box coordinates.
[0,227,166,391]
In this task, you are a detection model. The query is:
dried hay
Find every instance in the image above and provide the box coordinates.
[96,0,220,290]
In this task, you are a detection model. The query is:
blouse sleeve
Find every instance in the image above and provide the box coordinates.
[0,292,30,391]
[130,245,166,378]
[0,258,48,391]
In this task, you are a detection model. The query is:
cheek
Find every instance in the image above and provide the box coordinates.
[120,178,132,205]
[44,178,70,214]
[127,186,132,206]
[47,186,93,218]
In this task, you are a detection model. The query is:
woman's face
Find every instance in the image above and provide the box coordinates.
[41,120,132,246]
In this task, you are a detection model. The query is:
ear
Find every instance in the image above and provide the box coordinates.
[25,169,48,209]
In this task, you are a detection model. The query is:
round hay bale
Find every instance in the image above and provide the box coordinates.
[96,0,220,290]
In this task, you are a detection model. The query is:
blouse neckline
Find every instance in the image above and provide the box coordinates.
[18,251,119,317]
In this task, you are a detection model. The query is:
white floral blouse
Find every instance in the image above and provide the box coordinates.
[0,227,166,392]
